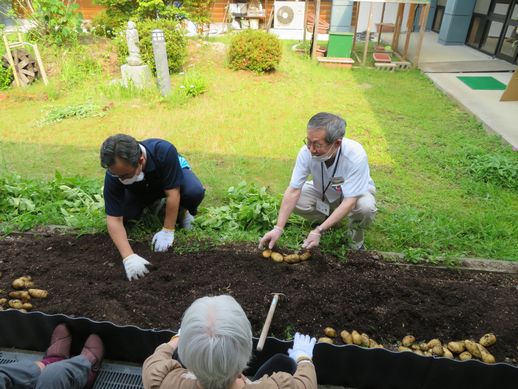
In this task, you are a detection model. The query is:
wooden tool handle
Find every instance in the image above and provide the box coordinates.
[256,294,279,351]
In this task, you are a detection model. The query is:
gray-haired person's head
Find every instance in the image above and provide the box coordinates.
[307,112,346,143]
[100,134,141,169]
[178,295,253,389]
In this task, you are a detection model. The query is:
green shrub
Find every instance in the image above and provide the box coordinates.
[115,19,187,74]
[91,9,126,38]
[29,0,83,46]
[228,30,282,73]
[0,65,13,90]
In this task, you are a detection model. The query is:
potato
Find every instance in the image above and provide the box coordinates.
[360,333,370,347]
[427,339,442,349]
[340,330,353,344]
[21,302,32,310]
[431,344,444,356]
[459,351,472,361]
[443,347,454,359]
[299,251,311,261]
[270,252,284,263]
[464,340,482,359]
[28,289,48,299]
[324,327,337,338]
[398,346,412,352]
[402,335,415,347]
[414,350,424,356]
[447,341,465,354]
[9,291,30,301]
[480,350,496,364]
[351,330,362,345]
[368,339,380,348]
[0,298,7,305]
[12,276,33,289]
[318,337,334,344]
[419,343,429,352]
[479,333,496,347]
[262,249,272,259]
[8,299,23,309]
[284,254,300,264]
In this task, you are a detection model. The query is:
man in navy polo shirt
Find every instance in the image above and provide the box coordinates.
[100,134,205,281]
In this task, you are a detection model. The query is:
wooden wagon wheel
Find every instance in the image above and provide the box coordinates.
[2,48,40,86]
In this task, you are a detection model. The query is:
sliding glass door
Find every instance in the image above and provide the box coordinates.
[467,0,518,63]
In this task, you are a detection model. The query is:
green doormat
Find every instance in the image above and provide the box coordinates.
[457,76,507,90]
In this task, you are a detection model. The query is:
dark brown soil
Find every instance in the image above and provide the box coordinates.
[0,233,517,364]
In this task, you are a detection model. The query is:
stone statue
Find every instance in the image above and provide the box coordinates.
[126,21,143,66]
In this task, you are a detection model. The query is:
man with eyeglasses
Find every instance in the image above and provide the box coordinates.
[100,134,205,281]
[259,112,376,251]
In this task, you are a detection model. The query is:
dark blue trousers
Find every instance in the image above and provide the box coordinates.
[122,168,205,221]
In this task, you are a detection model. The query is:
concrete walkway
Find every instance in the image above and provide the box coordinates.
[382,32,518,149]
[427,72,518,148]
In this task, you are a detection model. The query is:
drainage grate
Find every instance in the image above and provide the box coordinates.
[93,362,143,389]
[0,350,143,389]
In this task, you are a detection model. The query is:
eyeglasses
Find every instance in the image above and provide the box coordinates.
[303,138,328,151]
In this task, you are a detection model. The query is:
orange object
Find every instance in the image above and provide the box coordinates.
[372,53,391,63]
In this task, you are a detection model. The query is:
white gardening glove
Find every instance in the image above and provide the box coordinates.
[302,229,321,250]
[258,226,283,250]
[152,229,175,252]
[288,332,316,362]
[123,254,151,281]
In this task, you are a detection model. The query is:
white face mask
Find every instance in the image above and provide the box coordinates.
[312,144,337,163]
[119,171,145,185]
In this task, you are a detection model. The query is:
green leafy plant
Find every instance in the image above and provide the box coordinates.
[178,70,207,97]
[465,153,518,190]
[115,19,187,74]
[0,172,105,232]
[28,0,83,46]
[91,9,126,38]
[37,103,106,126]
[196,182,282,234]
[135,0,190,21]
[0,63,13,90]
[228,30,282,73]
[183,0,213,27]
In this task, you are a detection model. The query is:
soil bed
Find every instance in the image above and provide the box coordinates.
[0,233,517,364]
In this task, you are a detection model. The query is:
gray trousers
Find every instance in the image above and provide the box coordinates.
[0,355,90,389]
[294,181,377,249]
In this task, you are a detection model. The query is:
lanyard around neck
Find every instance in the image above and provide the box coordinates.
[320,146,342,201]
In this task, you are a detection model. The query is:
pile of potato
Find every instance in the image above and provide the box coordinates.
[314,326,499,364]
[318,327,384,349]
[0,275,49,312]
[261,250,311,264]
[397,334,497,363]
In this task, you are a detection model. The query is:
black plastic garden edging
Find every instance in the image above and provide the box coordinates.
[0,310,517,388]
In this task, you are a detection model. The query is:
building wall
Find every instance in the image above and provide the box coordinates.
[210,0,333,26]
[76,0,105,20]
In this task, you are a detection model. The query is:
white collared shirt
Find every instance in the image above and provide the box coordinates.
[289,138,375,202]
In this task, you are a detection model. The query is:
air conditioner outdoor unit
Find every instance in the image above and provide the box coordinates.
[274,1,305,30]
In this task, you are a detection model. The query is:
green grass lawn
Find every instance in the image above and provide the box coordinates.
[0,37,516,261]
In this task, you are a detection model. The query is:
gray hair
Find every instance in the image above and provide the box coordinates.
[178,295,253,389]
[307,112,346,143]
[100,134,141,169]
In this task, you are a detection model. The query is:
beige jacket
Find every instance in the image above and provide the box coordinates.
[142,343,317,389]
